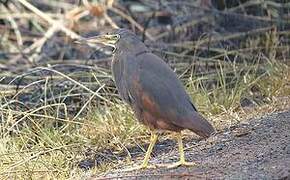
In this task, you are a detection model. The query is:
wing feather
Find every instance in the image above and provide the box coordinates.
[113,52,215,137]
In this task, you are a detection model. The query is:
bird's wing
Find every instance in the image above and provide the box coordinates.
[127,52,195,121]
[124,52,215,137]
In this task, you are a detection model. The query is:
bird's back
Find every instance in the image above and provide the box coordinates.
[137,53,215,137]
[112,35,215,138]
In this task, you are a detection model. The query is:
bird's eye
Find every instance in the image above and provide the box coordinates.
[112,34,120,40]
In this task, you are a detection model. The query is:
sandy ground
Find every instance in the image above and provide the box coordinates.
[86,110,290,179]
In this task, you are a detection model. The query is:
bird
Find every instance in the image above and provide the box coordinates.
[76,29,215,171]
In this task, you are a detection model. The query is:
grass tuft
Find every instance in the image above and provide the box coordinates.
[0,0,289,179]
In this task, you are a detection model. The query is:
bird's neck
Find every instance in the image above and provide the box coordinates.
[116,42,149,56]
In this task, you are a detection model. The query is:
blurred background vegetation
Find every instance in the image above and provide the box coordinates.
[0,0,289,179]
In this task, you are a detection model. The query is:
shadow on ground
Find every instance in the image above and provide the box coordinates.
[86,110,290,179]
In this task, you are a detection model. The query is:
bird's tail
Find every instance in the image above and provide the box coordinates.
[183,112,215,138]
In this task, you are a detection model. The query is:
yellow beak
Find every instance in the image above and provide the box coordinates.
[75,34,120,48]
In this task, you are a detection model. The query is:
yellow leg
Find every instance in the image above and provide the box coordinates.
[121,132,158,172]
[178,132,186,163]
[159,132,196,168]
[141,132,158,167]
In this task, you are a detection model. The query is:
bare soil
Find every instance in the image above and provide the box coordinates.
[93,110,290,179]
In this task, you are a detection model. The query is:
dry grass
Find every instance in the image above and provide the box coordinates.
[0,0,290,179]
[0,59,289,179]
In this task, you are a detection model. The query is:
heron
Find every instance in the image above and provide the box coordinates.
[76,29,215,171]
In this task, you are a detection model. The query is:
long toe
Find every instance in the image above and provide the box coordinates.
[120,164,157,172]
[157,161,196,169]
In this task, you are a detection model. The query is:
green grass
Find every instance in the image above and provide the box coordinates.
[0,57,289,179]
[0,0,290,179]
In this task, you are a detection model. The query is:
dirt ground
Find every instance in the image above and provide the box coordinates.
[91,110,290,179]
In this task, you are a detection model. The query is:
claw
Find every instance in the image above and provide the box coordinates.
[120,164,157,172]
[120,132,197,172]
[120,132,158,172]
[157,161,196,169]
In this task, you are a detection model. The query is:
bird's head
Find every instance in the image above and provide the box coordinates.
[75,33,120,49]
[75,29,147,53]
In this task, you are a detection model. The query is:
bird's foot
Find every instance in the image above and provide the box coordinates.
[157,160,196,169]
[120,164,157,172]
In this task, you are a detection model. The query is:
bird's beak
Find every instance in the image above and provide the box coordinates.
[75,34,120,49]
